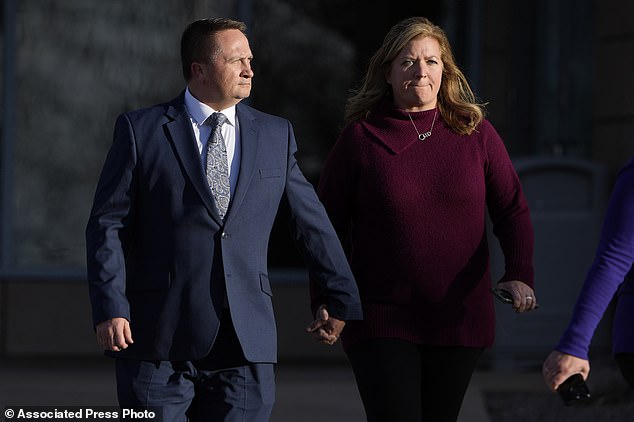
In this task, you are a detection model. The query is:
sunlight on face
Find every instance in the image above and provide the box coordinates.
[196,29,254,110]
[386,36,443,112]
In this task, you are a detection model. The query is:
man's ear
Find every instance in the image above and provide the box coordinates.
[190,62,208,81]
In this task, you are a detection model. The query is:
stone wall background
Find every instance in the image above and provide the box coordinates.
[12,1,219,268]
[8,0,355,269]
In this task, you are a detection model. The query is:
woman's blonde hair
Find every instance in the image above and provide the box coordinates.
[345,17,484,135]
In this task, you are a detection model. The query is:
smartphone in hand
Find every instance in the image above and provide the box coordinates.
[557,373,591,406]
[490,288,513,304]
[490,287,539,308]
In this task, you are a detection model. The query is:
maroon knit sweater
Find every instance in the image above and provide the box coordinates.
[315,100,534,349]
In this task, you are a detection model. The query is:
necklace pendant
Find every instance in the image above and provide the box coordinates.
[408,110,438,142]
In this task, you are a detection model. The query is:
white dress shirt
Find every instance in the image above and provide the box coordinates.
[184,87,241,197]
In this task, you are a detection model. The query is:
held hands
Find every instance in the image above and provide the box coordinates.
[305,305,345,346]
[543,350,590,391]
[95,317,133,352]
[497,280,538,313]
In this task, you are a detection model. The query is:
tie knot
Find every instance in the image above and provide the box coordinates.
[207,112,228,129]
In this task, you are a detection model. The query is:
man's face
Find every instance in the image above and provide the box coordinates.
[195,29,254,109]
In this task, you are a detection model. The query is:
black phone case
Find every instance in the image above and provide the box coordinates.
[490,288,513,304]
[557,373,591,406]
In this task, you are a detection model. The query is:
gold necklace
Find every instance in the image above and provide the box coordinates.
[407,110,438,141]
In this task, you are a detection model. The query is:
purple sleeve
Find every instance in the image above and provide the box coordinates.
[557,159,634,359]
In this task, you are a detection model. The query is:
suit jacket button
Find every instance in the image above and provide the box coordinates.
[221,232,228,239]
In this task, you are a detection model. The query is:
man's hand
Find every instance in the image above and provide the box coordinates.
[95,317,133,352]
[305,305,345,346]
[543,350,590,391]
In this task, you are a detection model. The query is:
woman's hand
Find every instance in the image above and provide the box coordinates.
[496,280,538,312]
[543,350,590,391]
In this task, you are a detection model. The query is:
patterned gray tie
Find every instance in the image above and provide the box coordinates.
[205,113,230,220]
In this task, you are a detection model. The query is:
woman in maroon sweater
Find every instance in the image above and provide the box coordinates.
[315,17,537,422]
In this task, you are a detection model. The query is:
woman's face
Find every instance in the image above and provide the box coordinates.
[386,35,443,112]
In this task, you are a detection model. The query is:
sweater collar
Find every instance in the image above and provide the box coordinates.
[361,99,439,154]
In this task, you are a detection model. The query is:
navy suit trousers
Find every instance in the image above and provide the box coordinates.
[115,311,275,422]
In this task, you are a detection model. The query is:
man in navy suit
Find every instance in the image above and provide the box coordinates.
[86,18,362,421]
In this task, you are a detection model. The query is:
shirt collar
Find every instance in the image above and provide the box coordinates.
[184,87,236,127]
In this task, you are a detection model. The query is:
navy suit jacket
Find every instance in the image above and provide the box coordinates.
[86,93,362,362]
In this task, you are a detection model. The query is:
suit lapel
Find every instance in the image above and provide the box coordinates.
[226,103,259,220]
[164,95,222,224]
